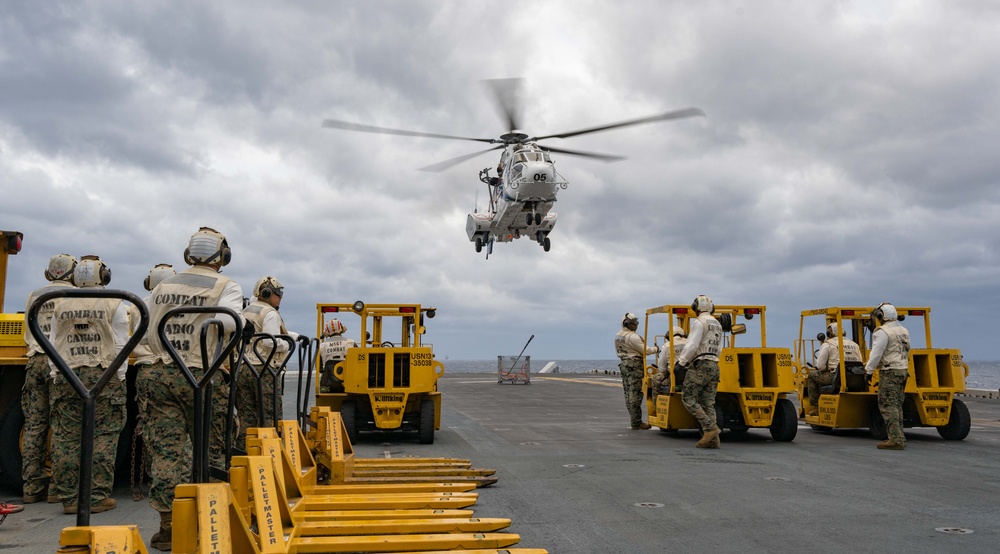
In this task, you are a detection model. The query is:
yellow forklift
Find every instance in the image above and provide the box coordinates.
[0,230,27,492]
[315,302,444,444]
[794,306,971,440]
[643,304,798,442]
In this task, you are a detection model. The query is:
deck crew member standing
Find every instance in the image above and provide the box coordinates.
[237,276,298,446]
[865,302,910,450]
[140,227,245,551]
[47,255,128,514]
[807,322,862,417]
[650,326,688,405]
[130,264,178,468]
[21,254,77,504]
[614,312,658,430]
[675,295,723,448]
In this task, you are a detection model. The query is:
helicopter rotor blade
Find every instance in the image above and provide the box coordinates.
[536,144,626,163]
[483,78,525,132]
[322,119,495,144]
[530,107,705,142]
[419,145,505,172]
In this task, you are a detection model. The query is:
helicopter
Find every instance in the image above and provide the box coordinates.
[322,79,704,257]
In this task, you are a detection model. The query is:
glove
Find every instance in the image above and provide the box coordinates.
[241,323,255,342]
[865,372,874,386]
[673,361,687,373]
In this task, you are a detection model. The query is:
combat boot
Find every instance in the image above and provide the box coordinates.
[877,440,905,450]
[151,511,172,551]
[807,409,818,417]
[631,422,651,430]
[696,427,721,448]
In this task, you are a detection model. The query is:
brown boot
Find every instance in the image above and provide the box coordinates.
[696,427,721,448]
[631,422,652,430]
[22,493,43,504]
[877,440,905,450]
[91,498,117,513]
[807,409,818,417]
[151,511,172,551]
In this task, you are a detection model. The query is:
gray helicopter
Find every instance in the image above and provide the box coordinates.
[322,79,704,257]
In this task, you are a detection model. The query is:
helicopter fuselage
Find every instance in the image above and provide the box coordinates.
[467,144,567,253]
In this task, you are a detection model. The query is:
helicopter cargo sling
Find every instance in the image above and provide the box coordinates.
[643,304,798,442]
[316,301,444,444]
[794,306,971,441]
[322,78,703,257]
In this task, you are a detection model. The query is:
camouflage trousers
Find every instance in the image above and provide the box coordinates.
[137,361,235,513]
[618,358,644,427]
[21,354,53,497]
[235,363,283,449]
[878,368,908,444]
[807,369,835,408]
[681,358,720,431]
[649,370,670,403]
[50,367,126,506]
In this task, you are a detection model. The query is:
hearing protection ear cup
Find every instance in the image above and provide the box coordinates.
[260,288,271,300]
[219,241,232,266]
[183,247,195,266]
[144,275,151,291]
[100,265,112,286]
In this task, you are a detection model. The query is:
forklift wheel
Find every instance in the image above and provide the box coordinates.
[867,402,887,441]
[937,398,971,441]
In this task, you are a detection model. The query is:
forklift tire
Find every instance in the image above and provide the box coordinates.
[418,399,435,445]
[768,398,797,442]
[0,401,25,493]
[937,398,971,441]
[714,404,726,432]
[341,400,359,444]
[867,402,888,441]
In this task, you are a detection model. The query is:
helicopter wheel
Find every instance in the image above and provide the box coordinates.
[475,237,483,253]
[536,232,544,243]
[535,212,542,225]
[525,213,533,226]
[543,236,551,252]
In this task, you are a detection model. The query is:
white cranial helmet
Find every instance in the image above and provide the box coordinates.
[184,227,231,267]
[144,263,176,291]
[323,319,346,338]
[671,325,687,338]
[875,302,898,322]
[826,322,844,338]
[691,295,714,314]
[74,255,111,288]
[45,253,77,283]
[254,276,284,300]
[623,312,639,327]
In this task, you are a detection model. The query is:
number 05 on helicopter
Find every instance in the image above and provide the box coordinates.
[322,79,704,257]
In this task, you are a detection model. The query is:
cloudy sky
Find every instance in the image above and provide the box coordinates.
[2,1,998,362]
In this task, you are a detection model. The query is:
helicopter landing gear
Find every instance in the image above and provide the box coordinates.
[475,237,483,253]
[536,232,551,252]
[535,212,542,225]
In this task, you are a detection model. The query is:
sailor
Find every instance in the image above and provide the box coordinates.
[237,276,299,445]
[675,295,723,448]
[20,254,76,505]
[614,312,658,430]
[47,255,128,514]
[650,326,687,405]
[807,322,863,417]
[319,319,356,393]
[130,264,178,473]
[140,227,245,551]
[865,302,910,450]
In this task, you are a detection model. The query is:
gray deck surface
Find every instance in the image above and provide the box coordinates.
[2,372,998,553]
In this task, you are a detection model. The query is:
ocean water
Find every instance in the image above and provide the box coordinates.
[440,358,1000,390]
